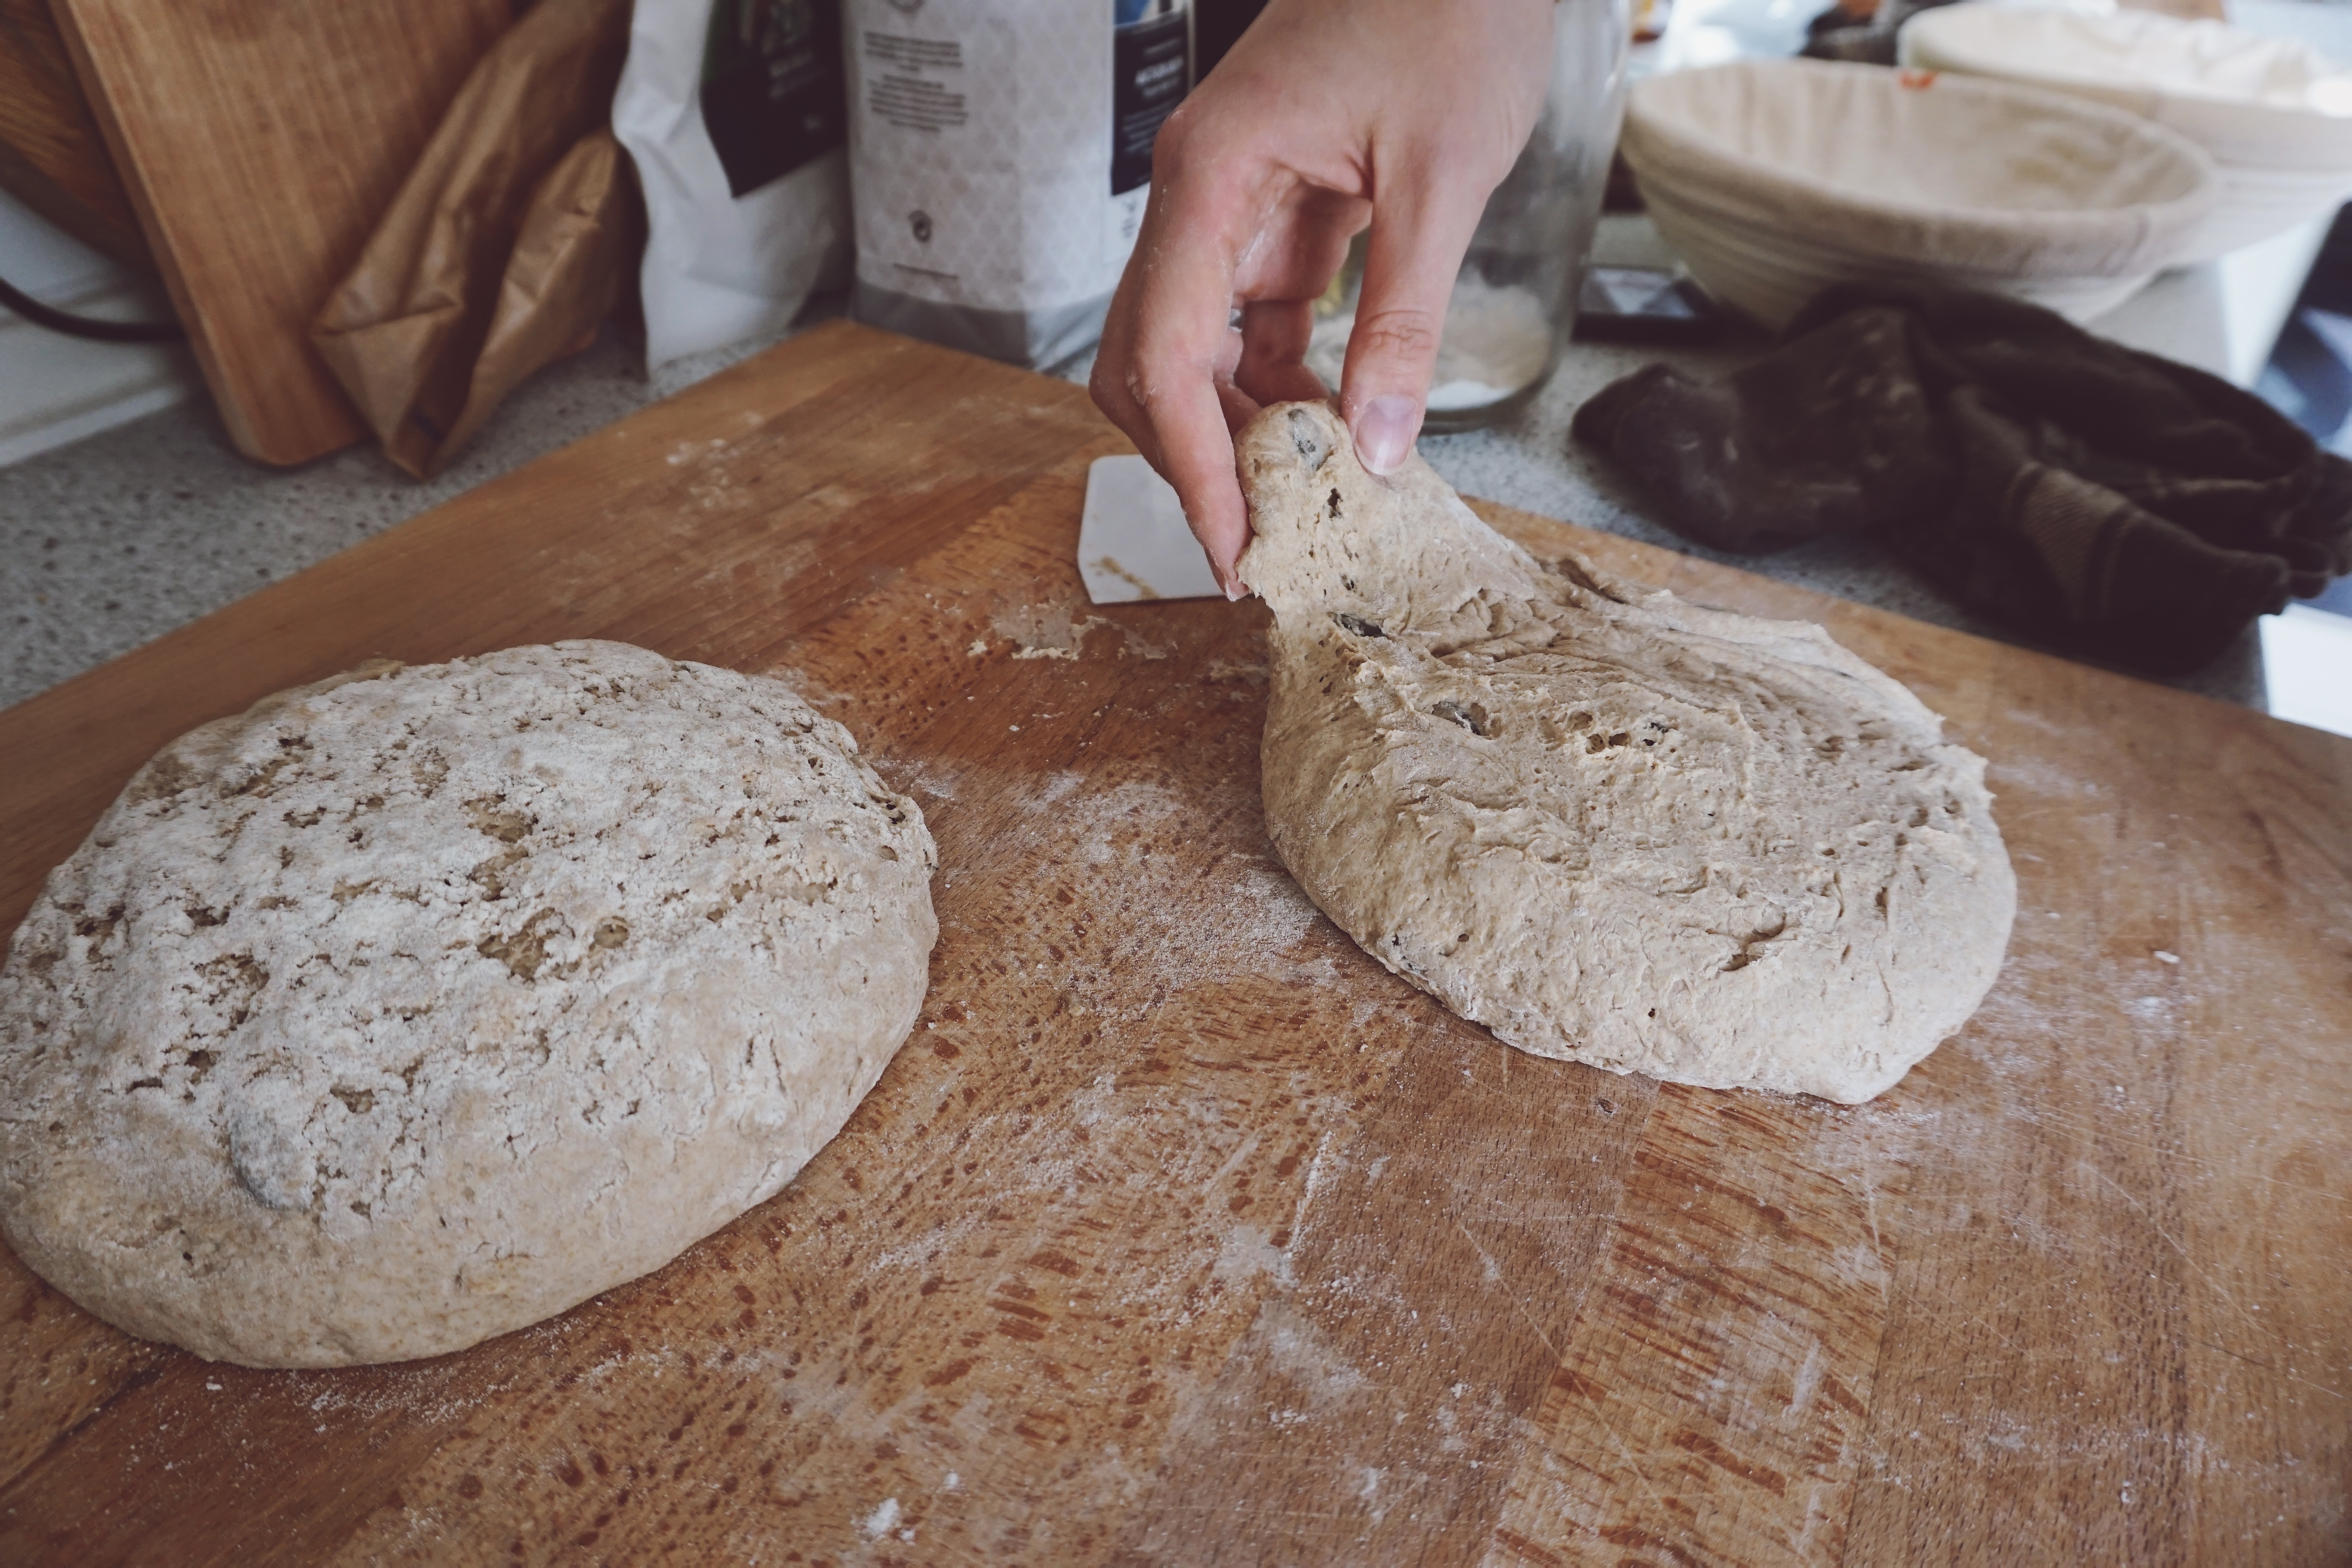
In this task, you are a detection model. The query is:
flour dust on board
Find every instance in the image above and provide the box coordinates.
[846,0,1192,368]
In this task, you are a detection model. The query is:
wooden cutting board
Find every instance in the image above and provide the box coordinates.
[0,0,148,272]
[47,0,513,465]
[0,323,2345,1566]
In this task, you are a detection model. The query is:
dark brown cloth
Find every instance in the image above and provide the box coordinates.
[1800,0,1958,65]
[1572,280,2352,675]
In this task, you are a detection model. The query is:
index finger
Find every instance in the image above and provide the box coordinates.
[1094,157,1267,597]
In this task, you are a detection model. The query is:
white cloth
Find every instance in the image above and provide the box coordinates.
[1621,59,2219,325]
[1898,5,2352,259]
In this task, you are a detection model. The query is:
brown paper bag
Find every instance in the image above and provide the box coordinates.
[312,0,637,477]
[432,128,643,466]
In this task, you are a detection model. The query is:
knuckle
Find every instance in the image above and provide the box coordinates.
[1086,362,1122,419]
[1119,329,1194,414]
[1348,310,1444,368]
[1151,98,1209,170]
[1087,329,1131,413]
[1151,102,1259,203]
[1124,365,1173,417]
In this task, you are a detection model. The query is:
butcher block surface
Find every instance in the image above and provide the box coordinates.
[0,323,2345,1565]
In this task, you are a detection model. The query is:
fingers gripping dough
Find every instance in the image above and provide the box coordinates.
[1238,402,2014,1103]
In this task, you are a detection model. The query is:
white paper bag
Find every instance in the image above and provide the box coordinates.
[614,0,855,368]
[844,0,1191,368]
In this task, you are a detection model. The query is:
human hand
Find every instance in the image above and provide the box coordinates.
[1089,0,1555,598]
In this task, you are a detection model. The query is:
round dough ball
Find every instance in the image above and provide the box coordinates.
[1238,403,2014,1104]
[0,642,936,1366]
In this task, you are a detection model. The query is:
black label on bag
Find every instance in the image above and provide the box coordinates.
[702,0,848,200]
[1112,2,1190,197]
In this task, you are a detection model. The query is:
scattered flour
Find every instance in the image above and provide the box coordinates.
[990,603,1168,662]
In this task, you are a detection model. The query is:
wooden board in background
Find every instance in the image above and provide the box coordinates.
[47,0,513,465]
[0,0,148,272]
[0,323,2344,1565]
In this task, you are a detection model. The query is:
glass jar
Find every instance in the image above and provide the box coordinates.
[1304,0,1632,432]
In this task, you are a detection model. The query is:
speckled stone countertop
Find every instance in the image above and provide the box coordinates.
[0,290,2263,715]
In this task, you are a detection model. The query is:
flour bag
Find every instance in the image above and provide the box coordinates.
[845,0,1192,368]
[614,0,854,368]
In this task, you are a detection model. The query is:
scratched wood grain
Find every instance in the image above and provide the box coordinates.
[0,323,2343,1566]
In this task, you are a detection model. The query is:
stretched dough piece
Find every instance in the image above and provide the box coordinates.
[1238,402,2014,1103]
[0,642,935,1366]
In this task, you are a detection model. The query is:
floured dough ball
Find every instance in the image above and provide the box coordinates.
[1238,402,2014,1103]
[0,642,936,1366]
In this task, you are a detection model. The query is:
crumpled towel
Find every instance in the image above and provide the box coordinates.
[1571,279,2352,675]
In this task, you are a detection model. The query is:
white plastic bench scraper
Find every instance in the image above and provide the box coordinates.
[1077,454,1223,604]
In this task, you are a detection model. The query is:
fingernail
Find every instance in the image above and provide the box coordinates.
[1225,576,1249,603]
[1354,396,1420,475]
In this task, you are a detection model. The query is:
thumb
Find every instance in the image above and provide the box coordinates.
[1338,174,1490,476]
